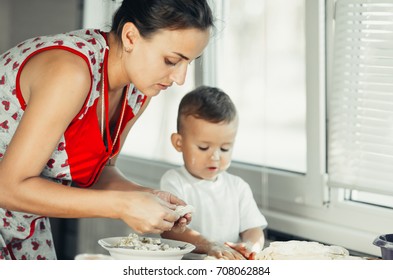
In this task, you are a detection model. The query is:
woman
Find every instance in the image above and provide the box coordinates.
[0,0,213,260]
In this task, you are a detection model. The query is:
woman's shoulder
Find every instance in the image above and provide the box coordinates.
[19,48,92,118]
[5,28,107,85]
[23,29,107,101]
[4,29,106,59]
[25,48,91,89]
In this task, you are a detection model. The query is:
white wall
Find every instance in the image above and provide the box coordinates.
[83,0,121,30]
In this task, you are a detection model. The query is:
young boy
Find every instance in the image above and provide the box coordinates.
[160,86,268,260]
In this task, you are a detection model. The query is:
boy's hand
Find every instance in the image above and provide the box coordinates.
[207,243,247,260]
[171,213,192,233]
[224,241,256,260]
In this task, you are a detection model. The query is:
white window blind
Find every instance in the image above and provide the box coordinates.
[328,0,393,196]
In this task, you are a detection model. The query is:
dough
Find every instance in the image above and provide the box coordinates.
[115,233,180,251]
[255,240,359,260]
[175,204,195,217]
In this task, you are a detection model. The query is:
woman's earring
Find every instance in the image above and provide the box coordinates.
[125,47,132,53]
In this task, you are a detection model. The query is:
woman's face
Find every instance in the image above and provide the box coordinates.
[125,28,210,97]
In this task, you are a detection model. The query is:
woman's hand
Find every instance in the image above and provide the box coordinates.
[152,189,185,206]
[118,190,180,235]
[94,166,191,234]
[152,190,191,233]
[116,189,192,235]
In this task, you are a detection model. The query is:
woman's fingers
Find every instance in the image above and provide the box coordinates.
[152,190,193,233]
[121,191,183,234]
[123,190,194,234]
[152,190,186,209]
[132,217,175,235]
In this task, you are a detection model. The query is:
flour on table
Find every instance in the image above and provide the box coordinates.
[255,240,362,260]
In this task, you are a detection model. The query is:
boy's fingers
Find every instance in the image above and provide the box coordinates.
[248,252,256,260]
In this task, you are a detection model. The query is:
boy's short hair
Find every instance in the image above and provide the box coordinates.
[177,85,237,132]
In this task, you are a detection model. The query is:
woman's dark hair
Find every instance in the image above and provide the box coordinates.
[177,86,237,132]
[111,0,214,39]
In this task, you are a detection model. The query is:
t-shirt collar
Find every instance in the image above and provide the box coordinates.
[179,165,222,186]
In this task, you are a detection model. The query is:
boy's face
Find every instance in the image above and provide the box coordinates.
[172,115,238,181]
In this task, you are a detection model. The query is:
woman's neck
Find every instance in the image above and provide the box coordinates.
[106,32,130,93]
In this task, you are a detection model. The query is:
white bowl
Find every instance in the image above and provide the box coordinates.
[98,236,196,260]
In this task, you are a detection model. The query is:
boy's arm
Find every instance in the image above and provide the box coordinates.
[223,227,265,260]
[162,228,247,260]
[240,227,265,252]
[162,227,215,254]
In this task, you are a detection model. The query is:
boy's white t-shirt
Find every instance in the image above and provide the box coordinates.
[160,166,268,244]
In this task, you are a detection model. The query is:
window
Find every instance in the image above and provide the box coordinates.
[210,0,307,172]
[327,0,393,208]
[345,190,393,209]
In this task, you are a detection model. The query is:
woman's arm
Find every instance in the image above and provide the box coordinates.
[0,50,179,234]
[0,49,93,215]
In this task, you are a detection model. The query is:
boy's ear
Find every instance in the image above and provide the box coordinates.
[171,133,183,152]
[121,22,140,52]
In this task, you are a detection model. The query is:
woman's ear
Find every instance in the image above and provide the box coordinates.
[171,133,183,152]
[121,22,140,52]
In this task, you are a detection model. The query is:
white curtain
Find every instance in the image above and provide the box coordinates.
[328,0,393,195]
